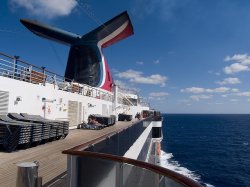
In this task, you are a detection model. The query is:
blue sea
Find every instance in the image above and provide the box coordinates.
[160,114,250,187]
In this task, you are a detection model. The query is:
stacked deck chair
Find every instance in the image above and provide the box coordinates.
[19,113,57,141]
[20,113,69,139]
[91,114,113,127]
[15,113,56,141]
[32,114,69,138]
[0,115,33,152]
[8,113,45,145]
[110,115,116,126]
[118,114,133,121]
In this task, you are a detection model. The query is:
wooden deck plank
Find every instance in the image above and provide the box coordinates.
[0,120,138,187]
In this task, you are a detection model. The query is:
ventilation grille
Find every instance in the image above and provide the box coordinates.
[102,104,108,116]
[68,101,83,127]
[68,101,78,127]
[0,91,9,115]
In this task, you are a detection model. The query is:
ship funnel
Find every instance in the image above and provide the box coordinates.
[21,11,134,91]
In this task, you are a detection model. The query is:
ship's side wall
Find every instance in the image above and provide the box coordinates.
[123,121,152,160]
[1,77,111,125]
[0,77,148,127]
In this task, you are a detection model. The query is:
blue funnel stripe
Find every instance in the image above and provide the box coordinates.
[20,19,81,45]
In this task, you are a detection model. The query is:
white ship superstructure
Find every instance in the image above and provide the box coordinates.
[0,52,149,128]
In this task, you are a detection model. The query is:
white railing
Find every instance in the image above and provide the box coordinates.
[118,87,149,107]
[0,52,113,102]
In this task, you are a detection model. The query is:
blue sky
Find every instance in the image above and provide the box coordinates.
[2,0,250,113]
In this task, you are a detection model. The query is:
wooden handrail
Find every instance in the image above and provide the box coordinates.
[62,150,203,187]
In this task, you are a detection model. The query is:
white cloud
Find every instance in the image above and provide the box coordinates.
[149,92,169,97]
[223,54,250,74]
[181,87,205,94]
[230,99,239,102]
[208,102,223,105]
[116,69,167,87]
[154,60,160,64]
[136,61,144,65]
[132,74,167,87]
[235,92,250,97]
[114,80,129,88]
[220,90,243,98]
[224,54,248,62]
[10,0,77,19]
[116,69,142,79]
[190,95,213,101]
[148,97,166,101]
[216,77,241,85]
[114,80,139,92]
[206,87,231,93]
[231,88,239,92]
[223,63,249,74]
[181,87,234,94]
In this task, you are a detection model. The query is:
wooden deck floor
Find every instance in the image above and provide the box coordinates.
[0,120,138,187]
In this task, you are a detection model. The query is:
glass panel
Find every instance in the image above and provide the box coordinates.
[122,163,158,187]
[70,155,194,187]
[76,156,117,187]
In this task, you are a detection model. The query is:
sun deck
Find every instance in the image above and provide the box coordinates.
[0,119,139,187]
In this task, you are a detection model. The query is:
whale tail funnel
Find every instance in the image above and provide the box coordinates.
[81,11,134,47]
[21,11,133,47]
[21,11,134,91]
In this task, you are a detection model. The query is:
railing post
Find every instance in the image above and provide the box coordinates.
[13,56,19,78]
[29,66,32,82]
[53,74,57,86]
[41,66,46,86]
[82,85,85,95]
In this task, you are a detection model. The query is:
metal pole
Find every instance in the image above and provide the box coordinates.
[13,56,19,78]
[29,66,32,82]
[41,66,46,86]
[16,161,41,187]
[44,102,46,118]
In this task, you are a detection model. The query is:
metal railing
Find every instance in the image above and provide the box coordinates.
[118,88,149,107]
[62,119,202,187]
[63,151,203,187]
[0,52,113,102]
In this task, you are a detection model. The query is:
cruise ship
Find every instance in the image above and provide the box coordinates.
[0,11,202,187]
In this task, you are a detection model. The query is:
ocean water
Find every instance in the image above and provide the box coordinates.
[159,114,250,187]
